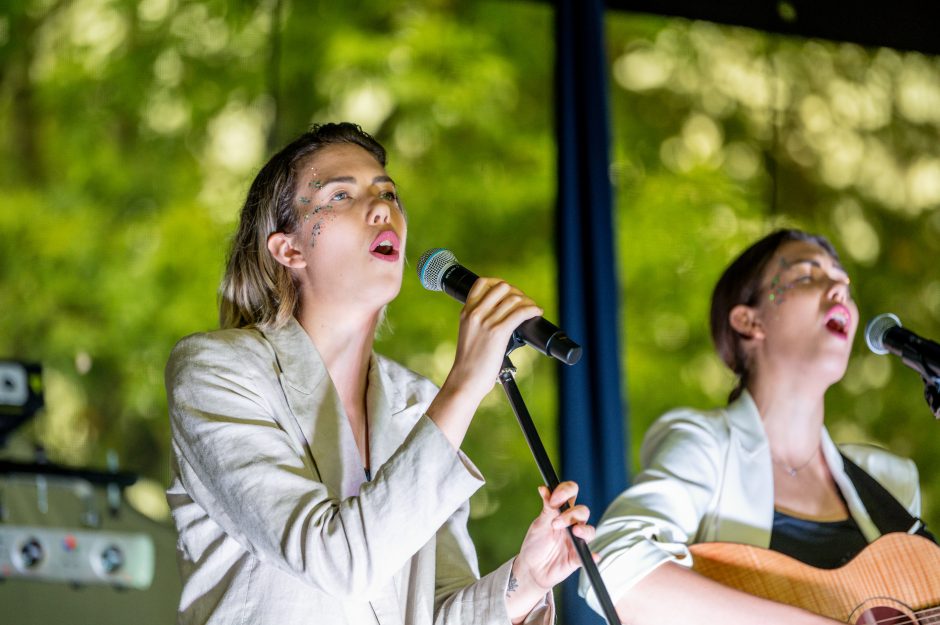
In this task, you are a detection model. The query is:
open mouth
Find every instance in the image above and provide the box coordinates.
[370,230,400,261]
[824,304,851,339]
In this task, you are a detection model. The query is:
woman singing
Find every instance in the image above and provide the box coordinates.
[166,122,593,624]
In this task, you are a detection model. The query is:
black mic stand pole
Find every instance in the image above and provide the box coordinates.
[919,359,940,419]
[899,342,940,418]
[498,353,621,625]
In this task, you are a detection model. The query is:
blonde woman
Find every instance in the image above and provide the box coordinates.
[166,123,593,625]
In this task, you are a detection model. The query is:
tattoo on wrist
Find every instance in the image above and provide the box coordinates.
[507,574,519,596]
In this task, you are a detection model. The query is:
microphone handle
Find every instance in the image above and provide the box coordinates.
[440,265,582,365]
[885,327,940,379]
[441,264,478,304]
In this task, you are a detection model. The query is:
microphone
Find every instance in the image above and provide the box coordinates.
[417,248,582,365]
[865,313,940,382]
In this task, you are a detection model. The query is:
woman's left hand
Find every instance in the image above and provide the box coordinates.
[505,481,595,623]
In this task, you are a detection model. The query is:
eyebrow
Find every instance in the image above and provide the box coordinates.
[318,175,396,186]
[783,257,846,273]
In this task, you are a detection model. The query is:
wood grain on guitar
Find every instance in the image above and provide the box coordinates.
[691,533,940,624]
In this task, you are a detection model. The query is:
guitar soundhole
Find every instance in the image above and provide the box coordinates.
[854,606,914,625]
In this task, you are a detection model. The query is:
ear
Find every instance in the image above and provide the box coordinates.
[729,304,765,341]
[267,232,307,269]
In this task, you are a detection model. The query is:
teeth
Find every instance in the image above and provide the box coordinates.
[827,310,848,331]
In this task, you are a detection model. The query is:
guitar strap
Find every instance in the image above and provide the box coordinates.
[840,453,936,543]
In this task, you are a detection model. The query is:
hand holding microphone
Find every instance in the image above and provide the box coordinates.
[417,248,583,365]
[420,252,549,449]
[447,276,544,402]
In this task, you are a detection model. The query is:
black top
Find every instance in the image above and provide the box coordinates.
[769,509,869,569]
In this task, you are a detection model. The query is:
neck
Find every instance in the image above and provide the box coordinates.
[747,367,828,464]
[296,298,380,410]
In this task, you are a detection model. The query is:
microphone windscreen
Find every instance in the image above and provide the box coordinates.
[865,312,902,355]
[417,248,458,292]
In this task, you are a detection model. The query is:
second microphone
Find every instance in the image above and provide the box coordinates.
[417,248,582,366]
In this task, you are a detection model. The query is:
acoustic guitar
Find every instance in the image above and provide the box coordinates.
[690,533,940,624]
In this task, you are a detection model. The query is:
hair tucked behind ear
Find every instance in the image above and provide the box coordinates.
[219,123,387,329]
[710,229,840,403]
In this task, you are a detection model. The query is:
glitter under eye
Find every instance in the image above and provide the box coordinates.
[308,218,325,247]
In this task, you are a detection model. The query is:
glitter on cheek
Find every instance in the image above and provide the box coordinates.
[766,272,788,304]
[309,219,325,247]
[298,196,311,205]
[768,280,797,305]
[308,203,333,221]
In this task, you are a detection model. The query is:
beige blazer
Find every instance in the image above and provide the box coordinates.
[579,391,921,614]
[166,318,549,624]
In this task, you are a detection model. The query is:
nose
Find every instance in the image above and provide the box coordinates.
[826,275,851,303]
[367,196,391,225]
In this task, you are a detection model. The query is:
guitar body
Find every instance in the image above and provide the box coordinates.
[691,533,940,624]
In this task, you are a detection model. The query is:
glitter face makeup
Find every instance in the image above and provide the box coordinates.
[309,219,324,247]
[766,258,793,304]
[302,203,333,222]
[305,204,336,247]
[765,256,850,305]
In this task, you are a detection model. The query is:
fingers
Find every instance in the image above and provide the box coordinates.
[538,481,593,535]
[463,278,542,331]
[546,480,579,509]
[570,522,597,543]
[550,503,590,528]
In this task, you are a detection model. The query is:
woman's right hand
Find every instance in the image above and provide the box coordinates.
[426,277,542,449]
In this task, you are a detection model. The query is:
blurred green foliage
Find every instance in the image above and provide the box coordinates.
[1,0,939,597]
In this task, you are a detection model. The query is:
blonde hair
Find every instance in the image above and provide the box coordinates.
[219,123,387,329]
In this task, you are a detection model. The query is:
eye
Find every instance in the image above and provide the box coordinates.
[379,190,398,202]
[330,190,350,202]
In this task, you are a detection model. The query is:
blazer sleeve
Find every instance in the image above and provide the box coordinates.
[579,409,724,613]
[166,331,486,600]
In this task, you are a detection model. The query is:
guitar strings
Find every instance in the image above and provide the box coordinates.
[860,605,940,625]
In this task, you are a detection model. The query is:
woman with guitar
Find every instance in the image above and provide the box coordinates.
[580,229,933,624]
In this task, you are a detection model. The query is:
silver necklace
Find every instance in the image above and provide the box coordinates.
[772,447,819,477]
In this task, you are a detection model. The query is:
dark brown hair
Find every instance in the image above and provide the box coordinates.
[219,123,386,329]
[710,229,840,402]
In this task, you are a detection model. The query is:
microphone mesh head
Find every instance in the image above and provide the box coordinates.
[417,248,457,291]
[865,312,901,355]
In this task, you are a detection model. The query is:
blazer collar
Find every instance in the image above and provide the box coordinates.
[726,390,769,456]
[262,317,411,490]
[263,316,330,395]
[365,355,411,471]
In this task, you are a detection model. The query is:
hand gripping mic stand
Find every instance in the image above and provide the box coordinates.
[498,336,620,625]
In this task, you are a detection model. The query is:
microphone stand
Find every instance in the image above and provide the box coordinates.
[921,374,940,419]
[498,351,620,625]
[906,347,940,418]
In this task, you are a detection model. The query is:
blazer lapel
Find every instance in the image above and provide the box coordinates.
[366,355,412,473]
[263,318,363,497]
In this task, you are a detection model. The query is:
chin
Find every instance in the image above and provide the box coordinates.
[379,281,403,306]
[820,358,851,387]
